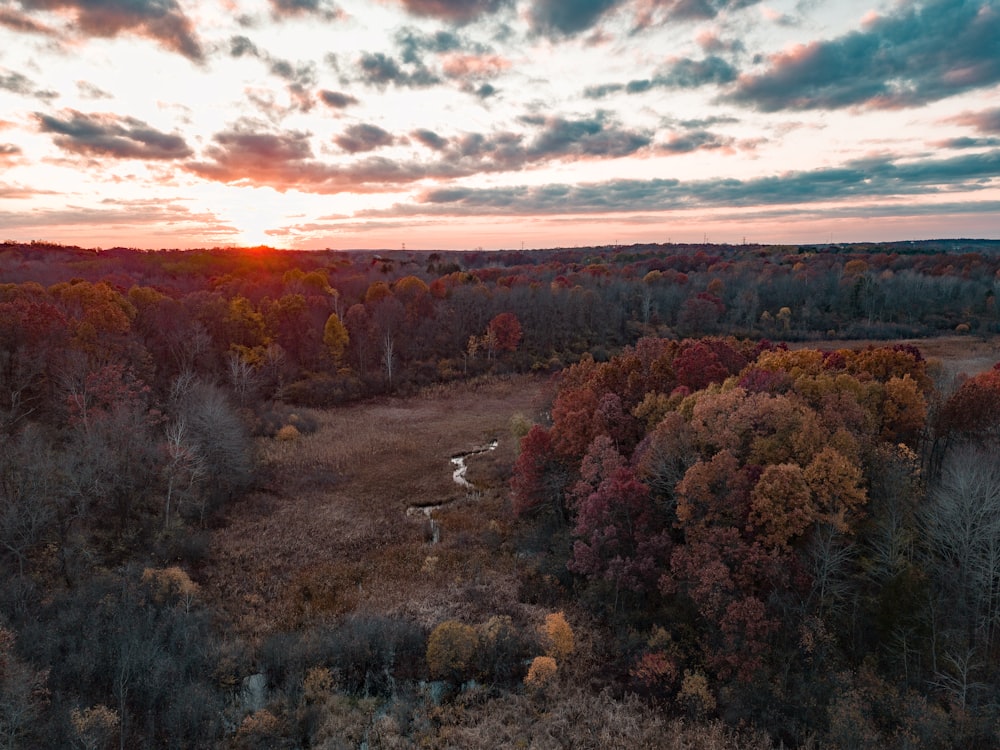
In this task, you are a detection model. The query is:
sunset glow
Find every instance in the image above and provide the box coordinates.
[1,0,998,249]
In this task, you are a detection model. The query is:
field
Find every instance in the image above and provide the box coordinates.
[203,373,556,641]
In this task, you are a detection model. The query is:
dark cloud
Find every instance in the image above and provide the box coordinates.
[528,0,620,36]
[35,109,192,160]
[527,0,762,37]
[334,123,395,153]
[522,114,651,159]
[393,0,512,24]
[185,123,433,192]
[659,56,737,88]
[269,58,315,85]
[356,51,440,88]
[0,7,57,34]
[726,0,1000,111]
[0,70,36,96]
[18,0,204,62]
[412,128,449,150]
[229,35,260,58]
[469,82,497,98]
[318,89,359,109]
[949,107,1000,135]
[267,0,341,19]
[932,136,1000,149]
[0,69,58,100]
[584,56,737,98]
[396,27,464,64]
[404,148,1000,215]
[658,129,732,153]
[186,113,654,193]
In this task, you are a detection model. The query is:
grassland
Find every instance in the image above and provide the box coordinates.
[203,373,555,642]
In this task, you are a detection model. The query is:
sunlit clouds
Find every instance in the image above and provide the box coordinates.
[0,0,998,249]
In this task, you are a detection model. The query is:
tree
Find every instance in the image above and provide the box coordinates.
[922,446,1000,655]
[322,312,349,364]
[510,425,569,523]
[0,627,49,748]
[487,312,523,354]
[568,436,670,598]
[426,620,479,683]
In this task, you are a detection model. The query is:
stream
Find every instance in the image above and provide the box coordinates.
[406,438,498,544]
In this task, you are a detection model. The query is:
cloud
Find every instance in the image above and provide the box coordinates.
[0,7,58,35]
[0,69,59,100]
[0,199,240,239]
[18,0,204,62]
[412,128,449,150]
[527,0,621,36]
[658,129,733,153]
[949,107,1000,135]
[396,28,465,63]
[318,89,359,109]
[726,0,1000,111]
[356,51,439,88]
[0,144,23,163]
[185,114,655,193]
[521,113,652,159]
[398,148,1000,215]
[229,35,260,58]
[932,136,1000,149]
[334,123,396,153]
[440,53,510,79]
[76,80,113,99]
[35,109,192,159]
[392,0,512,24]
[584,55,737,98]
[268,0,340,18]
[527,0,764,37]
[0,182,49,199]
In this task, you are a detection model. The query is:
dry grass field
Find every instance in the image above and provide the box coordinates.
[202,373,556,641]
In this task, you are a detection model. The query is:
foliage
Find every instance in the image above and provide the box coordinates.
[425,620,479,683]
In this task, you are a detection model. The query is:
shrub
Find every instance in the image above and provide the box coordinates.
[276,424,300,441]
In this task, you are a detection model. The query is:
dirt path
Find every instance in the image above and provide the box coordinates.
[201,374,554,640]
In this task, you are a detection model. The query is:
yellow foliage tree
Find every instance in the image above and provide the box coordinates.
[524,655,558,688]
[426,620,479,682]
[323,312,349,363]
[540,611,575,661]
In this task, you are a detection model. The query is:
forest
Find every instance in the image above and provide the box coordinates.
[1,238,1000,748]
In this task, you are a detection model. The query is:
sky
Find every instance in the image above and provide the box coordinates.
[0,0,998,251]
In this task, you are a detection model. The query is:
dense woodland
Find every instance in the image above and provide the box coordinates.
[1,239,1000,747]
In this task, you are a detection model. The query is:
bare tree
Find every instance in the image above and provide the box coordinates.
[381,333,395,390]
[922,446,1000,656]
[162,419,206,531]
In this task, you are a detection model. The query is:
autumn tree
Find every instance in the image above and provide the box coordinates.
[426,620,479,683]
[487,312,523,354]
[322,312,349,364]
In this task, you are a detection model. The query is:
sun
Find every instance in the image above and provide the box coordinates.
[213,187,295,249]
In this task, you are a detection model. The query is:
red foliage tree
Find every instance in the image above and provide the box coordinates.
[487,312,523,352]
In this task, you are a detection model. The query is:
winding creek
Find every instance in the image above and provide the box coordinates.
[406,438,499,544]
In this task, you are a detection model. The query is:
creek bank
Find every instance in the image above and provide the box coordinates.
[406,438,498,544]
